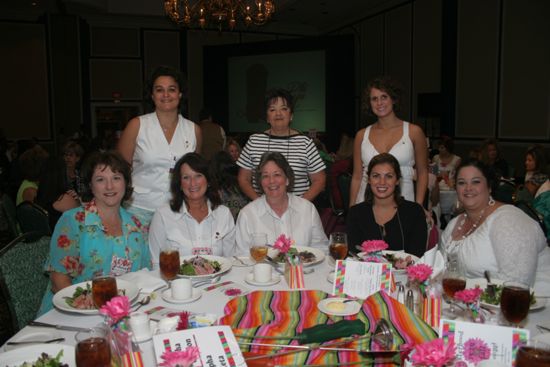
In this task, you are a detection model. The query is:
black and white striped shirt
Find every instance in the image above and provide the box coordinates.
[237,133,326,197]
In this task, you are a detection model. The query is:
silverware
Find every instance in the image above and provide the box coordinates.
[7,337,65,345]
[264,256,285,275]
[28,321,91,332]
[233,256,247,266]
[133,295,151,311]
[537,324,550,333]
[193,275,221,287]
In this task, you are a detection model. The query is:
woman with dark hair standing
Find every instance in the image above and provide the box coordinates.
[118,66,202,233]
[524,145,547,182]
[347,153,428,257]
[38,151,150,314]
[149,153,236,268]
[350,76,428,207]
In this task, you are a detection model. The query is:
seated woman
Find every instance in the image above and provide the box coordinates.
[441,159,550,294]
[149,153,236,268]
[38,151,151,314]
[347,153,428,258]
[236,152,328,252]
[16,145,49,205]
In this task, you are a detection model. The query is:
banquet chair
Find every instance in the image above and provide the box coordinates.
[0,233,51,332]
[16,201,51,240]
[0,193,20,240]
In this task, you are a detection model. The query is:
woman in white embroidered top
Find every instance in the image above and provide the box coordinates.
[118,66,203,232]
[149,153,236,269]
[441,159,550,294]
[236,152,328,254]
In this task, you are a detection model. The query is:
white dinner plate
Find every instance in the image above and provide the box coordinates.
[467,278,546,311]
[231,256,255,267]
[267,246,325,267]
[177,255,232,279]
[52,279,139,315]
[4,328,63,351]
[317,298,361,316]
[0,344,75,366]
[161,288,202,304]
[244,272,281,286]
[357,250,419,274]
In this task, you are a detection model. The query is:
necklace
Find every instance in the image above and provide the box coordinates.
[456,205,489,239]
[377,207,405,251]
[266,128,291,158]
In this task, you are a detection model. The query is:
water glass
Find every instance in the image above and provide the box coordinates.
[500,281,530,327]
[159,245,180,280]
[250,233,268,263]
[75,326,112,367]
[328,232,348,260]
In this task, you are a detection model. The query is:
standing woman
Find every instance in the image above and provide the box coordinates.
[237,89,326,202]
[347,153,428,258]
[350,76,428,206]
[118,66,202,232]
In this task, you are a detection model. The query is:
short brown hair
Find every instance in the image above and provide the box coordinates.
[254,152,295,194]
[80,151,133,202]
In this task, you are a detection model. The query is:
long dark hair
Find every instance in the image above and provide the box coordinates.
[170,153,221,212]
[364,153,403,205]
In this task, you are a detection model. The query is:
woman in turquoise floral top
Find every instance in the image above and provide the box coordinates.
[38,151,151,314]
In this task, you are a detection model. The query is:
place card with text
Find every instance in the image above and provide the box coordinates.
[332,259,392,299]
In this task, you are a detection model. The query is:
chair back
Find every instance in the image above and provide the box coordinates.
[0,193,20,239]
[493,179,517,204]
[0,233,51,331]
[337,173,352,212]
[515,200,547,235]
[16,201,51,240]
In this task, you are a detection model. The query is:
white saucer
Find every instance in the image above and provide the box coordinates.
[161,288,202,304]
[244,272,281,286]
[317,298,362,316]
[327,270,335,284]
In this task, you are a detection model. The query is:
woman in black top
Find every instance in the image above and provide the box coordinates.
[347,153,427,258]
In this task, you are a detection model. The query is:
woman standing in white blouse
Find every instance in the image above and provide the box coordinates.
[149,153,236,269]
[118,66,202,232]
[236,152,327,253]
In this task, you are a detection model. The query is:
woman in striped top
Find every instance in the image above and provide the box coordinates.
[237,89,326,202]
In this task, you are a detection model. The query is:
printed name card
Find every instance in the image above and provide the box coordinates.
[332,260,392,299]
[153,325,247,367]
[439,319,529,366]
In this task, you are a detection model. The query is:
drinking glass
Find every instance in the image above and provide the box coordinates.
[91,275,117,309]
[516,340,550,367]
[441,255,466,317]
[328,232,348,261]
[500,281,530,327]
[75,326,112,367]
[159,245,180,280]
[250,233,268,263]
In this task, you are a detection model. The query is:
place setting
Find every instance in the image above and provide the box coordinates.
[161,278,202,304]
[245,263,281,287]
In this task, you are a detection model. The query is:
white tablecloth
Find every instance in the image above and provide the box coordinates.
[2,257,549,366]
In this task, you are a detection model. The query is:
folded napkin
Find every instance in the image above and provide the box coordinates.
[419,247,445,280]
[119,269,167,293]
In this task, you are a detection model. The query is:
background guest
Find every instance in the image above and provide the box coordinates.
[149,153,236,268]
[524,145,547,183]
[197,108,226,161]
[16,145,49,205]
[226,137,241,162]
[118,66,202,232]
[481,138,509,178]
[62,140,85,194]
[432,136,461,188]
[236,152,327,252]
[347,153,428,257]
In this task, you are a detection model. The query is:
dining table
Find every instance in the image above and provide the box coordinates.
[2,253,549,366]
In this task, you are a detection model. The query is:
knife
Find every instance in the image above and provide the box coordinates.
[264,256,285,275]
[28,321,91,332]
[7,337,65,345]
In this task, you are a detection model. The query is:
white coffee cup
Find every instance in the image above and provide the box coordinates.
[129,312,151,342]
[253,263,272,283]
[171,278,192,300]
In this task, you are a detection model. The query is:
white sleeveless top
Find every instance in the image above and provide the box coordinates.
[130,112,196,211]
[355,121,415,203]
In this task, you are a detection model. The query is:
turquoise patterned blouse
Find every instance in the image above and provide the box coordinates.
[38,200,151,314]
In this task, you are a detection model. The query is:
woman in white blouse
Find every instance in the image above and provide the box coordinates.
[149,153,236,268]
[236,152,327,253]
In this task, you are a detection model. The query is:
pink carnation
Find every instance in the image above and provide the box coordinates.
[454,288,483,304]
[411,338,456,367]
[406,264,433,283]
[99,295,130,325]
[360,240,389,254]
[463,338,491,363]
[363,256,383,263]
[160,346,200,367]
[273,234,293,254]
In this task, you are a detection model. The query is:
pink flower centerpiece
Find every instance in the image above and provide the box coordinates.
[273,234,296,263]
[407,264,433,296]
[454,287,484,322]
[99,295,132,356]
[411,338,456,367]
[160,347,200,367]
[359,240,389,262]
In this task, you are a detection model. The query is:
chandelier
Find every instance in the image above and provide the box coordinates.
[164,0,275,31]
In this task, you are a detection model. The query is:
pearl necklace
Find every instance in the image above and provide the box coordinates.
[456,205,489,239]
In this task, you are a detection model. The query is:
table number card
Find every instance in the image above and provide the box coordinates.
[439,319,529,366]
[153,325,247,366]
[332,260,392,299]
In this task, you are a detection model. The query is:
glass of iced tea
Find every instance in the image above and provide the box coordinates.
[75,326,112,367]
[91,275,117,309]
[159,245,180,280]
[329,232,348,261]
[441,255,466,317]
[516,340,550,367]
[250,233,268,263]
[500,281,530,327]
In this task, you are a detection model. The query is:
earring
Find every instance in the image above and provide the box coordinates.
[488,195,495,206]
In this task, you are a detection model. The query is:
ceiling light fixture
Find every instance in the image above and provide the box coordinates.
[164,0,275,31]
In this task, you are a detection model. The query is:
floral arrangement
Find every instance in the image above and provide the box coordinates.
[273,234,298,263]
[99,296,132,359]
[410,338,456,367]
[159,347,200,367]
[359,240,389,262]
[406,264,433,297]
[454,287,484,322]
[176,311,190,331]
